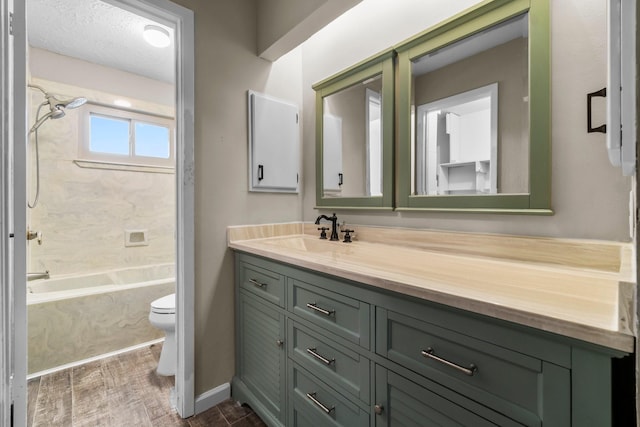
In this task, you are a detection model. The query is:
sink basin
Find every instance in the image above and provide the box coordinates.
[259,235,356,254]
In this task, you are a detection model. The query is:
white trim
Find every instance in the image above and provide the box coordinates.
[0,0,15,424]
[27,339,164,380]
[10,0,28,425]
[194,383,231,415]
[6,0,195,423]
[104,0,196,418]
[96,0,195,418]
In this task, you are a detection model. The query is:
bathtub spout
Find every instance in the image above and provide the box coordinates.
[27,271,49,281]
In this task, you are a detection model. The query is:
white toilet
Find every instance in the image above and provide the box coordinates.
[149,293,176,376]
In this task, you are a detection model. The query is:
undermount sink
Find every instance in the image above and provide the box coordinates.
[258,235,358,254]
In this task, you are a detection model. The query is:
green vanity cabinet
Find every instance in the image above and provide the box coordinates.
[233,252,626,427]
[234,258,288,427]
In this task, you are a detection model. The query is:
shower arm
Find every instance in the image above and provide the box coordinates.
[28,84,47,95]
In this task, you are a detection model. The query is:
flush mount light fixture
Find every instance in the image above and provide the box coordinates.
[143,24,171,48]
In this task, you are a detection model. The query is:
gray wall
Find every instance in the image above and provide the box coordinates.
[172,0,303,395]
[302,0,632,242]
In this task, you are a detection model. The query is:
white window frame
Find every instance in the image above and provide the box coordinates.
[80,103,175,168]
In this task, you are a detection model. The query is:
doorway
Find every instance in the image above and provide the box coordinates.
[2,0,195,424]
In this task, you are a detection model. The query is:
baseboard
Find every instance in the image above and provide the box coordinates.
[194,382,231,415]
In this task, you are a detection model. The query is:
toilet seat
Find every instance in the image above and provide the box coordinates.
[151,293,175,314]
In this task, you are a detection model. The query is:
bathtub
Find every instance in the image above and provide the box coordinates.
[27,263,175,375]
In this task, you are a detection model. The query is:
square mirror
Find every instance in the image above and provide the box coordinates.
[396,0,551,213]
[313,50,395,209]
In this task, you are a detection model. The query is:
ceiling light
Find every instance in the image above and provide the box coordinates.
[143,25,171,48]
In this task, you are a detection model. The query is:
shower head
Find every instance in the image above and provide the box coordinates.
[46,93,87,110]
[28,85,87,133]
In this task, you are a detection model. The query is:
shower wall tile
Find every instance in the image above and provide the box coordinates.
[28,78,175,276]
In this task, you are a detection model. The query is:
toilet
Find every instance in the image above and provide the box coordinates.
[149,293,176,376]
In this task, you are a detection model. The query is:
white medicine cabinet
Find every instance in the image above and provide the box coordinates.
[590,0,637,176]
[248,90,300,192]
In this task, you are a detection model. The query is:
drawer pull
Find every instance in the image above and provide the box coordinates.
[306,392,335,414]
[421,347,478,377]
[249,278,266,288]
[306,348,335,366]
[306,302,335,316]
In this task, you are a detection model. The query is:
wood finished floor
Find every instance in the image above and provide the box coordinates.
[27,343,267,427]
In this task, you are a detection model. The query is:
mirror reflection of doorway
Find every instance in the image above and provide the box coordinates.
[366,88,382,197]
[416,83,498,195]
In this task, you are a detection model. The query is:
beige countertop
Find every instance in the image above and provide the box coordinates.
[228,223,636,353]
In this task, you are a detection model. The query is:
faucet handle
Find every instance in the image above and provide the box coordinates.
[27,229,43,245]
[341,229,354,243]
[317,227,329,239]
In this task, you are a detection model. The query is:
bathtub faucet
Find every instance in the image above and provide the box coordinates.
[27,271,50,281]
[314,213,339,241]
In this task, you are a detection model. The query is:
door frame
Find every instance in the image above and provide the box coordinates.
[3,0,28,424]
[2,0,196,423]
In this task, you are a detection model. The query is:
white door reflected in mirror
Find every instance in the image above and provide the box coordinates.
[322,74,383,198]
[366,88,382,197]
[416,83,497,195]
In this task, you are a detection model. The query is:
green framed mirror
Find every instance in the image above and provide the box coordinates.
[396,0,551,213]
[313,49,395,209]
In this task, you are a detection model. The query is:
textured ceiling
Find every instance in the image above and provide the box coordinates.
[27,0,174,83]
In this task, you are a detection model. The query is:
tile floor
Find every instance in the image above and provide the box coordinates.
[27,343,267,426]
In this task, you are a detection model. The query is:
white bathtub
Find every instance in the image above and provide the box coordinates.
[27,263,175,375]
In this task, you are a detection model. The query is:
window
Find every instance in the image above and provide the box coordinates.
[81,104,174,167]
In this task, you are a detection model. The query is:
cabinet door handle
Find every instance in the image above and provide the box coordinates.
[306,348,335,366]
[306,302,335,316]
[587,88,607,133]
[306,392,334,414]
[276,339,284,347]
[421,347,478,376]
[249,278,266,288]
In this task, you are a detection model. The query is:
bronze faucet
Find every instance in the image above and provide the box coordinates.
[314,213,339,241]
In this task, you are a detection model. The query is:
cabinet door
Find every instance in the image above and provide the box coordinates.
[248,91,300,192]
[237,291,286,424]
[373,365,519,427]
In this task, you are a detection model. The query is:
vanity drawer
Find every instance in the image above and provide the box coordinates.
[289,363,369,427]
[239,260,285,307]
[375,365,519,427]
[377,308,555,425]
[289,279,370,348]
[288,321,370,404]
